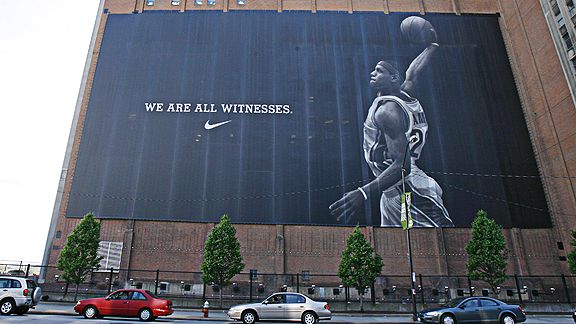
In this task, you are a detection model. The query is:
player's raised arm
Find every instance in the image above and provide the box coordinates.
[400,16,439,94]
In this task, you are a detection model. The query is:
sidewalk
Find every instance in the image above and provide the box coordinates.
[29,302,417,323]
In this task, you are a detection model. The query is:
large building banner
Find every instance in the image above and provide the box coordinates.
[67,11,550,228]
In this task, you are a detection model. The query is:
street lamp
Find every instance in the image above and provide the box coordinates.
[401,135,419,321]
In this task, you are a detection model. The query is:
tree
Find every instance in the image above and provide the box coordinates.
[56,212,102,301]
[466,210,509,291]
[338,226,383,311]
[567,230,576,273]
[201,214,244,308]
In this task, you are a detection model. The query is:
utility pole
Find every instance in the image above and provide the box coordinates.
[401,135,418,321]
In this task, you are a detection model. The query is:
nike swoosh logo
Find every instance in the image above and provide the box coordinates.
[204,119,232,130]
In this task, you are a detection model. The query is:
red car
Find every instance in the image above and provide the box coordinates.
[74,289,173,321]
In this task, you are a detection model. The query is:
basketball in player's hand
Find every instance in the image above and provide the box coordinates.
[400,16,437,44]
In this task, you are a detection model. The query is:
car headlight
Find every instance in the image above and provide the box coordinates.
[76,301,81,306]
[424,311,439,317]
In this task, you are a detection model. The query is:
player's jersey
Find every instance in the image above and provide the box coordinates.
[363,92,427,177]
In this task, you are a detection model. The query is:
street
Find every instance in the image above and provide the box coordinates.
[0,313,574,323]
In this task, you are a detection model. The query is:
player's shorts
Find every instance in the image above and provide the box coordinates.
[379,165,453,227]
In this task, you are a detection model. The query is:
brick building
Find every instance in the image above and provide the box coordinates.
[41,0,576,284]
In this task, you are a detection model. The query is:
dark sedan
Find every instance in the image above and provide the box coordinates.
[418,297,526,324]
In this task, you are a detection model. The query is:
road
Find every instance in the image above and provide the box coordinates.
[0,313,574,323]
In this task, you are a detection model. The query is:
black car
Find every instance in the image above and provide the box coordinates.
[417,297,526,324]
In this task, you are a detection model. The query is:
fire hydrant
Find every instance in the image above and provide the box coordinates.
[202,300,209,318]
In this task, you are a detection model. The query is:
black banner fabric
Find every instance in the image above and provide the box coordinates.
[67,11,550,228]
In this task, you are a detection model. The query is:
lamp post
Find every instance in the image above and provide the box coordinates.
[401,135,418,321]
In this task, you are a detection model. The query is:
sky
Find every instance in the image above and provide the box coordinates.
[0,0,101,264]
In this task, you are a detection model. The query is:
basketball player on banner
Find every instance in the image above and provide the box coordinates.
[330,16,454,227]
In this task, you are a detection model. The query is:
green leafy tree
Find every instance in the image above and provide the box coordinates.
[567,230,576,273]
[466,210,509,291]
[201,214,244,308]
[338,226,383,311]
[56,212,102,301]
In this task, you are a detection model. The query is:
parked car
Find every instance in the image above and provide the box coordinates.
[73,289,173,321]
[417,296,526,324]
[227,292,331,324]
[0,276,42,315]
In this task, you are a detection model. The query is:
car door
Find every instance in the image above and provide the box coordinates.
[8,279,23,301]
[0,279,9,299]
[478,298,502,323]
[259,294,285,320]
[107,291,131,316]
[284,294,306,320]
[455,298,482,323]
[127,291,149,317]
[0,279,18,301]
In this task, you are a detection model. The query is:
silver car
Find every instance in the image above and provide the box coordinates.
[0,276,42,315]
[227,292,331,324]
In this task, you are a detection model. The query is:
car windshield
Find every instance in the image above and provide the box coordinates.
[445,297,466,307]
[145,290,157,298]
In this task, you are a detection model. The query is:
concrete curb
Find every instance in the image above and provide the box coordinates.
[28,311,417,323]
[28,305,418,322]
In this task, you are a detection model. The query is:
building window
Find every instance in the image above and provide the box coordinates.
[552,1,561,16]
[563,32,573,50]
[96,241,123,272]
[570,57,576,73]
[146,0,155,5]
[171,0,181,4]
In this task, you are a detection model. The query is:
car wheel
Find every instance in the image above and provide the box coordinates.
[15,306,29,315]
[0,299,15,315]
[83,305,98,319]
[302,311,318,324]
[139,308,153,321]
[242,310,257,324]
[440,314,456,324]
[501,314,516,324]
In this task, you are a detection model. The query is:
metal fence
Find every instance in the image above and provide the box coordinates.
[1,263,574,307]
